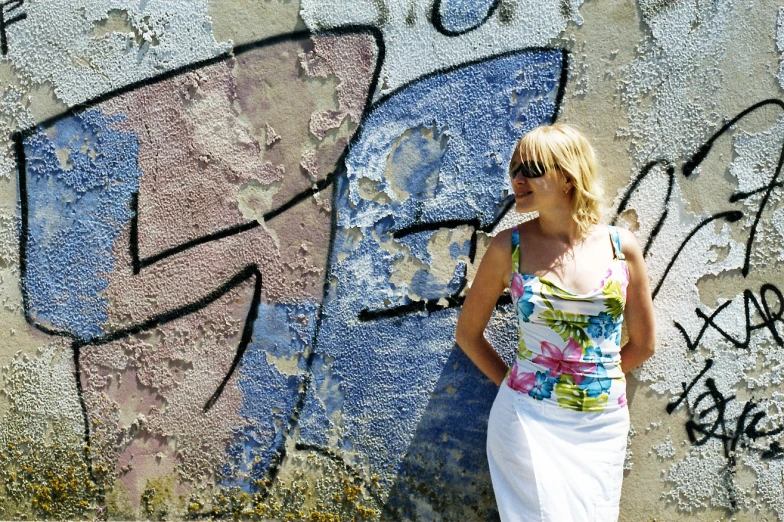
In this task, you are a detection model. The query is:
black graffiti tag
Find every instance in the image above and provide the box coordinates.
[674,283,784,352]
[667,359,784,466]
[614,99,784,474]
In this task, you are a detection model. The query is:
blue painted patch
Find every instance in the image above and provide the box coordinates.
[395,229,436,266]
[23,110,141,340]
[307,48,563,497]
[343,49,562,230]
[223,301,320,492]
[388,126,446,201]
[450,239,471,259]
[436,0,498,35]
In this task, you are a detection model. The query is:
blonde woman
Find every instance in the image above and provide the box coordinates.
[456,124,655,521]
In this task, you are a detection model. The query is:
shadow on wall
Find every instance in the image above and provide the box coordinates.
[13,24,567,518]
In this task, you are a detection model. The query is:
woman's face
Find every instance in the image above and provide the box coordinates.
[510,158,571,214]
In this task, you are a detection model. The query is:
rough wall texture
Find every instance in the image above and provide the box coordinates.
[0,0,783,520]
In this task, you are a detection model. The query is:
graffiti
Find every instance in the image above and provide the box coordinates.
[11,8,573,514]
[614,100,784,296]
[430,0,501,36]
[0,0,24,55]
[14,26,383,510]
[664,357,784,510]
[300,0,582,97]
[667,359,784,464]
[7,0,784,519]
[614,97,784,510]
[674,283,784,352]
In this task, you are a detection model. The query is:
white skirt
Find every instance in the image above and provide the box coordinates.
[487,382,630,522]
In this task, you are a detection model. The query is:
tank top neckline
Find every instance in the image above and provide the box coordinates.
[510,225,627,298]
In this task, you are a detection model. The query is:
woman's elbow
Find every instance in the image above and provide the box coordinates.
[638,333,656,361]
[455,318,479,352]
[642,340,656,360]
[455,322,470,349]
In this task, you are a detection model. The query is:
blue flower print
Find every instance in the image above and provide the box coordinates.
[577,364,612,398]
[605,323,622,346]
[528,370,555,400]
[587,311,614,339]
[584,345,603,363]
[586,318,603,339]
[515,279,535,323]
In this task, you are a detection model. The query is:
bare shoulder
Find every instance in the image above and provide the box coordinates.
[477,227,515,286]
[516,219,537,237]
[613,226,643,260]
[486,227,515,259]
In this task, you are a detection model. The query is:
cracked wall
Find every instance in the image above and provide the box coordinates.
[2,0,784,521]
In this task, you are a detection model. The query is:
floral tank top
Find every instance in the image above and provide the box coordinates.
[506,225,628,412]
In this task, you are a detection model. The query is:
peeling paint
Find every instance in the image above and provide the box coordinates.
[3,0,784,519]
[616,0,784,515]
[307,48,563,501]
[5,0,230,106]
[301,0,582,97]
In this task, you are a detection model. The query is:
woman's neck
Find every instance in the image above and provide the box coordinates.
[535,207,581,245]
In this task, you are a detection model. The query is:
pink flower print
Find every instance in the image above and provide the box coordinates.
[533,338,597,379]
[507,362,537,394]
[618,393,628,408]
[510,272,525,300]
[594,267,614,293]
[620,264,630,300]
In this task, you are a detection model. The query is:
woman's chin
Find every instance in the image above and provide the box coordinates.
[514,200,534,213]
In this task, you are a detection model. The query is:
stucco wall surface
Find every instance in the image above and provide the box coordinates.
[0,0,783,521]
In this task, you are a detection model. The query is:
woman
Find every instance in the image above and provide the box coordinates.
[455,124,655,522]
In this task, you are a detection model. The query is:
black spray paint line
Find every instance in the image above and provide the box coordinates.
[14,26,384,334]
[670,365,784,467]
[13,27,386,501]
[14,28,568,508]
[615,99,784,478]
[682,98,784,277]
[353,47,568,322]
[0,0,25,56]
[666,358,714,414]
[650,210,743,300]
[674,283,784,353]
[357,198,515,322]
[13,23,383,504]
[269,46,565,505]
[611,160,675,257]
[430,0,502,37]
[122,46,568,275]
[72,264,262,470]
[612,99,784,299]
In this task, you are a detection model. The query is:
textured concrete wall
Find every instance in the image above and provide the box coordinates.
[0,1,783,520]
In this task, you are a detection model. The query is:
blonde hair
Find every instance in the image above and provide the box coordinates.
[509,123,604,237]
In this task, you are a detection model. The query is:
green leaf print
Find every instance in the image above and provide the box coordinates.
[517,332,532,360]
[539,308,591,348]
[602,279,625,319]
[539,279,595,311]
[555,375,609,412]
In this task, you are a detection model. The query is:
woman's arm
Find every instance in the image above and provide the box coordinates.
[455,231,513,386]
[618,228,656,373]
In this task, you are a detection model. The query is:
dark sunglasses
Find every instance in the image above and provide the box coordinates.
[510,161,548,179]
